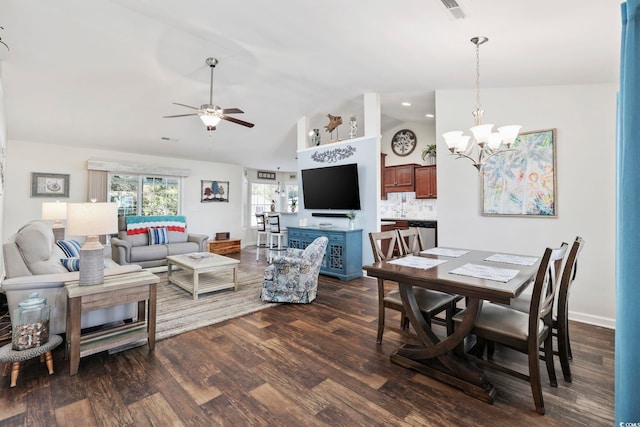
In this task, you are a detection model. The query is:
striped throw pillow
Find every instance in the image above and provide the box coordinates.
[56,239,82,257]
[60,257,108,271]
[148,227,169,245]
[60,257,81,272]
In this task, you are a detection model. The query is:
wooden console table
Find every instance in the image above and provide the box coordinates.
[208,238,241,255]
[65,270,159,376]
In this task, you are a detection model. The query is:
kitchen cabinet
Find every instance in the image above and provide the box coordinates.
[381,153,387,200]
[384,164,419,195]
[415,165,437,199]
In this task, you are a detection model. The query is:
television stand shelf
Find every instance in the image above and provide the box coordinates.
[287,227,362,281]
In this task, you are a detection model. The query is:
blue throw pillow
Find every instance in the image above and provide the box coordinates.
[56,239,82,257]
[148,227,169,245]
[60,257,81,272]
[60,258,108,272]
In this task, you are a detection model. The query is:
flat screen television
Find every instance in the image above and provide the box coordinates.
[301,163,361,210]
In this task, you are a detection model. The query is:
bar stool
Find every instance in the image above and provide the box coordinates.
[267,214,287,263]
[255,213,269,261]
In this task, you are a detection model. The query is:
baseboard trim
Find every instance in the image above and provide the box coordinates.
[569,310,615,329]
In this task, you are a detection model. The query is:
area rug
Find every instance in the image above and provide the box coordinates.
[154,270,276,341]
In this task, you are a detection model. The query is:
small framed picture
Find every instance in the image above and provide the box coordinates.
[31,172,70,198]
[201,180,229,203]
[257,171,276,180]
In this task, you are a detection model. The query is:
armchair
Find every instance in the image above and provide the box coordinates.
[260,236,328,303]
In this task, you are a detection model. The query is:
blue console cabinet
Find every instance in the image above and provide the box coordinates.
[287,227,363,281]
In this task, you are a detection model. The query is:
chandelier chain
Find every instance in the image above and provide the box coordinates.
[475,42,482,114]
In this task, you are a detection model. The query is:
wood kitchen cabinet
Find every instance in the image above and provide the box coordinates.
[384,164,419,196]
[415,165,437,199]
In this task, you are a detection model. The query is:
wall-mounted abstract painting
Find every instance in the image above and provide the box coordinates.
[201,180,229,203]
[482,129,556,217]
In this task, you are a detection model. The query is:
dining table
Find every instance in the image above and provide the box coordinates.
[363,247,540,403]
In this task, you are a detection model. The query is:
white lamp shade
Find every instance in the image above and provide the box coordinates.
[497,125,522,146]
[442,131,464,149]
[487,132,503,150]
[66,202,118,236]
[456,135,471,152]
[470,124,494,143]
[200,113,221,127]
[41,202,67,220]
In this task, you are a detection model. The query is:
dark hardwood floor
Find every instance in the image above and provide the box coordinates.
[0,248,614,426]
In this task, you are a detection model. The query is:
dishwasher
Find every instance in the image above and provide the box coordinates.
[407,220,438,249]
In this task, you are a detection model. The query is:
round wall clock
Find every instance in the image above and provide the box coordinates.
[391,129,417,156]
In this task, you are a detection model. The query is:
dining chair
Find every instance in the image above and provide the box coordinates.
[397,227,424,255]
[267,214,288,263]
[397,227,466,309]
[502,236,585,382]
[453,243,568,415]
[255,213,269,261]
[368,230,456,344]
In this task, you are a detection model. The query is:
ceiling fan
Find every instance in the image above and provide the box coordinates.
[164,57,255,132]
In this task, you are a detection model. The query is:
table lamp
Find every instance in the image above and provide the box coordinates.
[41,201,67,242]
[66,202,118,286]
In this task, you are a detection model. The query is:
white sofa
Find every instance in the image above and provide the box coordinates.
[1,221,142,334]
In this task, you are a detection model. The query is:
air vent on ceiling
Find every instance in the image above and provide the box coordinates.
[440,0,466,19]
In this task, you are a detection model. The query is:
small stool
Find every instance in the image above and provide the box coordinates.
[0,334,63,387]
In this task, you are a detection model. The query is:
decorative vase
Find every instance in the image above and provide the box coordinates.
[348,219,355,230]
[311,129,321,146]
[349,115,358,139]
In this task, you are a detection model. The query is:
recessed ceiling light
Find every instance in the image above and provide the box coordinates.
[425,114,435,118]
[401,102,411,106]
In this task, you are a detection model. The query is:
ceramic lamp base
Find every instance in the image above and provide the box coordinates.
[79,236,104,286]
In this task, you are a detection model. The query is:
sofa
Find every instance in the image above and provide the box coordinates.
[1,221,142,335]
[111,215,208,268]
[261,236,328,303]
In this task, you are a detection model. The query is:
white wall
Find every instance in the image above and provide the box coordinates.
[3,140,245,242]
[0,76,6,276]
[382,121,435,167]
[436,83,617,328]
[296,135,379,266]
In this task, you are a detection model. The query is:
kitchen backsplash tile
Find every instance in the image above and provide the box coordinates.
[380,192,437,219]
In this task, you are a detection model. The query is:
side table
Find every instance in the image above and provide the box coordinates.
[65,270,159,376]
[0,334,63,387]
[208,238,241,255]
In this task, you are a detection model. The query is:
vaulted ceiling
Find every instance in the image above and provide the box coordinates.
[0,0,620,171]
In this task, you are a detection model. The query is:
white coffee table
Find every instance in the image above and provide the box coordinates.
[166,253,240,300]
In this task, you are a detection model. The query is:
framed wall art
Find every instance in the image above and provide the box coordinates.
[201,180,229,203]
[31,172,70,198]
[257,170,276,180]
[482,128,557,217]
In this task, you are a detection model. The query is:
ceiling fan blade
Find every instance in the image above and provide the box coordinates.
[163,113,199,118]
[172,102,199,110]
[221,115,255,128]
[221,108,244,114]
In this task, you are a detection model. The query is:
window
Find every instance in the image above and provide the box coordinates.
[109,174,180,216]
[250,182,279,226]
[286,184,298,211]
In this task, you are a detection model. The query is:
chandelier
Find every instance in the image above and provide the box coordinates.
[442,36,521,171]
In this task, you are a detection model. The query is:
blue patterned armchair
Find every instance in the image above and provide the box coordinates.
[260,236,329,303]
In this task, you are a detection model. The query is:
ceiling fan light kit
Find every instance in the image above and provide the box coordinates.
[164,57,255,133]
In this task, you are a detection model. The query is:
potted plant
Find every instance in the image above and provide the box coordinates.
[422,144,437,165]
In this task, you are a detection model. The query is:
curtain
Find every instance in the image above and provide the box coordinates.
[616,1,640,423]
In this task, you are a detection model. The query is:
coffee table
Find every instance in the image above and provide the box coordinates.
[166,253,240,300]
